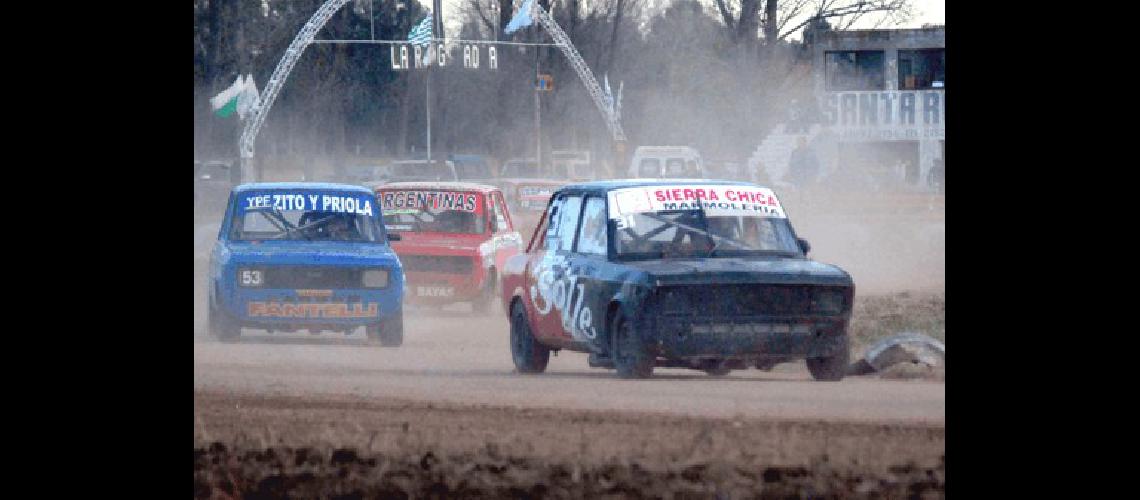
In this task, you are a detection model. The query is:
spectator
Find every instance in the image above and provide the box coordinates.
[787,99,803,133]
[754,161,772,186]
[785,137,820,189]
[927,158,945,194]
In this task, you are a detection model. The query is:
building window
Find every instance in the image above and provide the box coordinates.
[898,49,945,90]
[825,51,885,91]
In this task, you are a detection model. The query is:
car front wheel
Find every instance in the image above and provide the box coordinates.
[471,270,500,316]
[611,311,653,379]
[510,301,549,373]
[806,335,850,381]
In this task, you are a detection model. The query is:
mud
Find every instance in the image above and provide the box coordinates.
[194,391,944,499]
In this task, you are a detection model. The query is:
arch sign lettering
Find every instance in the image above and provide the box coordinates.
[390,43,499,70]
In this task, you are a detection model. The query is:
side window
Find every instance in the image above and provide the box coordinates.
[491,193,509,232]
[576,197,608,256]
[541,196,565,251]
[487,194,499,233]
[554,194,583,252]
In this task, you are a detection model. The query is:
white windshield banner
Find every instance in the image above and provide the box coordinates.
[607,185,785,218]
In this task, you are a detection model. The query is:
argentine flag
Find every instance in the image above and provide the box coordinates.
[407,13,432,46]
[504,0,535,35]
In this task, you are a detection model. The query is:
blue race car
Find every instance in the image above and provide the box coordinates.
[207,182,405,346]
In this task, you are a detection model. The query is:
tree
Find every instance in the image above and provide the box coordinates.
[712,0,914,46]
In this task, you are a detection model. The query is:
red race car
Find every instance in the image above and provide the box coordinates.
[496,158,568,239]
[376,182,524,314]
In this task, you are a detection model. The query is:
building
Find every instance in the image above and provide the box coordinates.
[805,23,945,192]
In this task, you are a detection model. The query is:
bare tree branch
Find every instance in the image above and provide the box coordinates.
[714,0,738,33]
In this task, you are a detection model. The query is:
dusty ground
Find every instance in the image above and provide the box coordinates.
[194,289,944,498]
[193,206,946,498]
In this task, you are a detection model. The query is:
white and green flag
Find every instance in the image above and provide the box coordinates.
[211,75,259,119]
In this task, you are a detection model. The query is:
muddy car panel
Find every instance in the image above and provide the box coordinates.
[377,182,523,306]
[501,179,855,363]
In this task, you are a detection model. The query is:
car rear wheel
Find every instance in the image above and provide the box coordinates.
[806,335,850,381]
[510,301,549,373]
[611,311,653,379]
[367,308,404,347]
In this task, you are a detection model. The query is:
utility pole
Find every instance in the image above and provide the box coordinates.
[426,0,443,165]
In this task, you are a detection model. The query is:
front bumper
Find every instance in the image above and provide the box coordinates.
[641,315,848,360]
[403,271,485,304]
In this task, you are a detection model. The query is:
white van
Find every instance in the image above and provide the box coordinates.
[627,146,705,178]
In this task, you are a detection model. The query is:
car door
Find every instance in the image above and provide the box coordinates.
[524,193,584,345]
[564,195,610,347]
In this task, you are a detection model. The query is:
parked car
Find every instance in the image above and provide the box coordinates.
[376,182,524,314]
[500,179,854,379]
[195,159,241,217]
[496,158,567,238]
[449,154,498,184]
[550,150,596,181]
[208,182,405,345]
[339,164,385,186]
[369,159,460,187]
[627,146,705,178]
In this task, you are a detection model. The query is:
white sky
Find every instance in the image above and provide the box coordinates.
[431,0,944,38]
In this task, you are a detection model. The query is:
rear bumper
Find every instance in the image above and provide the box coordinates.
[643,315,848,360]
[224,287,402,327]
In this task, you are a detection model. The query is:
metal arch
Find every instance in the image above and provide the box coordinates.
[530,3,625,142]
[239,0,354,165]
[239,0,628,181]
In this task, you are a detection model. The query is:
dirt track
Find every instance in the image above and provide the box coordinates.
[194,308,944,498]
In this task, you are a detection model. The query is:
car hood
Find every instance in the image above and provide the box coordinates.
[624,257,852,287]
[225,241,401,267]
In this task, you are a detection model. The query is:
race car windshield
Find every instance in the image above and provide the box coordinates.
[229,191,385,243]
[608,185,793,259]
[379,190,486,235]
[613,211,800,259]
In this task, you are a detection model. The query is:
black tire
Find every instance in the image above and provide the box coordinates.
[367,307,404,347]
[611,310,653,379]
[510,301,549,373]
[806,335,850,381]
[703,364,732,377]
[207,291,240,342]
[471,270,500,316]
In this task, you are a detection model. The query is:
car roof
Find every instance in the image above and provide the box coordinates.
[233,182,375,194]
[555,179,764,195]
[376,181,500,193]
